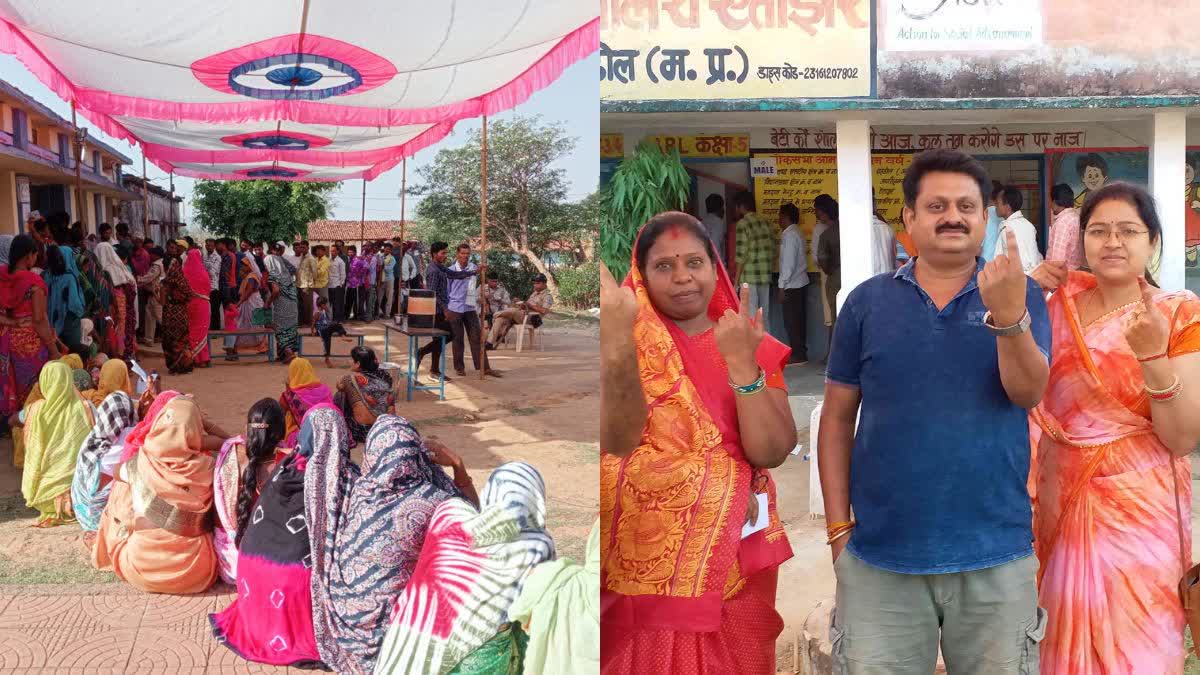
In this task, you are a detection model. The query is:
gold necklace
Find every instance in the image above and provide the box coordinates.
[1082,288,1140,329]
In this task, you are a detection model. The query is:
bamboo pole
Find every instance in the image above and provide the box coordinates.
[168,171,174,240]
[399,157,407,244]
[70,101,84,231]
[360,178,366,247]
[479,116,489,380]
[141,155,148,240]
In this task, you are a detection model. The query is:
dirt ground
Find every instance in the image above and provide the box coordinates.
[0,316,600,588]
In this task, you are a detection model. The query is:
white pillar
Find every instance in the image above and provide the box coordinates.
[1151,110,1187,291]
[836,119,873,309]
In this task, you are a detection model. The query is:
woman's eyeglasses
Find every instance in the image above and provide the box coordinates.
[1083,224,1149,242]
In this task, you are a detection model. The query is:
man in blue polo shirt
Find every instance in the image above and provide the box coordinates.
[819,149,1051,674]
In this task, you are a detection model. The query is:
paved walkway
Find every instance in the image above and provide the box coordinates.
[0,585,307,673]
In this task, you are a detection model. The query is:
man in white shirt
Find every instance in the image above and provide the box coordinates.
[701,193,727,266]
[994,186,1043,272]
[400,242,420,314]
[777,203,809,365]
[871,210,898,276]
[204,238,222,329]
[328,244,347,322]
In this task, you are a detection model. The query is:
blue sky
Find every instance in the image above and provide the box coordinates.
[0,52,598,223]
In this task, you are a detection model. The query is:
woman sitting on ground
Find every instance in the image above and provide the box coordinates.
[92,395,219,593]
[20,360,95,527]
[375,462,555,675]
[509,518,601,675]
[82,357,134,407]
[307,414,473,674]
[71,376,141,533]
[333,346,395,446]
[210,405,341,669]
[10,353,86,469]
[280,357,334,448]
[212,398,289,584]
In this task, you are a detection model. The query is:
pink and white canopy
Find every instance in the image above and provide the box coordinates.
[0,0,597,180]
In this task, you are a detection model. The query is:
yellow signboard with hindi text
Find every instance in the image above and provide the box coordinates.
[751,152,913,271]
[646,133,750,158]
[600,0,873,101]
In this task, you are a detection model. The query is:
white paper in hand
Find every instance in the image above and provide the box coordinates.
[128,359,149,394]
[741,493,769,539]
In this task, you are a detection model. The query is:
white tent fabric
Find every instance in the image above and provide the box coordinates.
[0,0,597,180]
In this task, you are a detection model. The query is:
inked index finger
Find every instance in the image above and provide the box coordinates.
[1005,228,1021,267]
[600,262,618,290]
[739,283,752,317]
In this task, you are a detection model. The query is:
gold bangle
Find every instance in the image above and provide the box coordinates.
[827,528,853,546]
[825,519,855,536]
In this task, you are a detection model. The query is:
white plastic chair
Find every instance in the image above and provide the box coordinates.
[515,314,543,353]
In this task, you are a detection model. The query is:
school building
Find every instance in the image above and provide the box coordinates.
[600,0,1200,356]
[0,78,137,234]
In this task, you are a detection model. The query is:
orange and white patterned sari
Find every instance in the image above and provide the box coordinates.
[600,242,794,674]
[1032,271,1200,674]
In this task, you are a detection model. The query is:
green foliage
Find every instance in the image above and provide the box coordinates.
[413,115,591,291]
[191,180,340,244]
[485,249,539,300]
[600,142,690,281]
[555,260,600,309]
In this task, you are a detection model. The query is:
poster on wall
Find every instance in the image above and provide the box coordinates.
[600,0,873,100]
[1047,150,1148,209]
[1185,151,1200,271]
[751,151,913,271]
[883,0,1043,52]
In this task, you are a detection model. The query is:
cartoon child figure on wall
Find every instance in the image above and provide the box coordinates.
[1074,153,1109,208]
[1185,155,1200,269]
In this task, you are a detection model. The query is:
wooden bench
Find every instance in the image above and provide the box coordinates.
[298,332,365,358]
[207,328,276,362]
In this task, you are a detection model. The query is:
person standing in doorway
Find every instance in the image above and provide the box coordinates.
[204,238,222,329]
[814,194,841,357]
[983,181,1004,262]
[328,244,347,322]
[415,242,479,381]
[730,191,777,326]
[777,203,809,366]
[819,149,1050,675]
[701,193,727,266]
[995,186,1043,272]
[1046,183,1083,270]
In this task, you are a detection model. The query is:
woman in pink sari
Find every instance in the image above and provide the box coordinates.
[183,249,212,368]
[279,357,333,447]
[1029,182,1200,674]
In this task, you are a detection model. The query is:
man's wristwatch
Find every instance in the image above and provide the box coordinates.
[983,309,1031,337]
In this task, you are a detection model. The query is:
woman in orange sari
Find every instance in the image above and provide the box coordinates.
[92,395,219,594]
[1028,182,1200,674]
[599,212,796,674]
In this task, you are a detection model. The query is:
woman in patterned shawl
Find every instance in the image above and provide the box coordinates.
[308,414,473,675]
[374,462,555,675]
[333,346,395,446]
[71,388,137,532]
[209,404,332,669]
[265,243,300,361]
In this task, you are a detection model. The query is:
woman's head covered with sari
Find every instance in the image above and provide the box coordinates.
[375,460,554,675]
[599,211,792,634]
[118,389,180,463]
[71,388,136,531]
[288,357,321,390]
[182,248,210,296]
[95,241,136,286]
[83,358,133,407]
[60,353,83,370]
[310,414,460,672]
[21,360,92,519]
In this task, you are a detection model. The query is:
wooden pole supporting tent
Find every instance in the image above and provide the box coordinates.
[70,100,85,231]
[479,115,489,381]
[141,155,148,239]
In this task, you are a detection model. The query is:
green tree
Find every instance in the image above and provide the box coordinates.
[191,179,340,244]
[599,142,689,282]
[411,115,589,297]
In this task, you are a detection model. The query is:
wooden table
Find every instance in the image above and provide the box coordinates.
[384,324,450,401]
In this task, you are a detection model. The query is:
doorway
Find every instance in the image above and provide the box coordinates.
[975,154,1047,252]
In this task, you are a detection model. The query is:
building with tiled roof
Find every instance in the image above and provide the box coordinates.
[305,219,411,245]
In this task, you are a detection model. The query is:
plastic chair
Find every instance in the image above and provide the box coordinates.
[515,314,543,353]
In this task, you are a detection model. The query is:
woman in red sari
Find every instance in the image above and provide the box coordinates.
[1,235,62,423]
[600,212,796,674]
[1028,182,1200,673]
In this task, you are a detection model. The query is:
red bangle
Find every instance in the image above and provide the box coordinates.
[1137,352,1169,363]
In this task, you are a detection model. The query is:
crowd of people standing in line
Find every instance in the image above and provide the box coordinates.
[600,148,1200,673]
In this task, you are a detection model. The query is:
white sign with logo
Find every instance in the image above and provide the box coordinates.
[884,0,1043,52]
[749,157,777,178]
